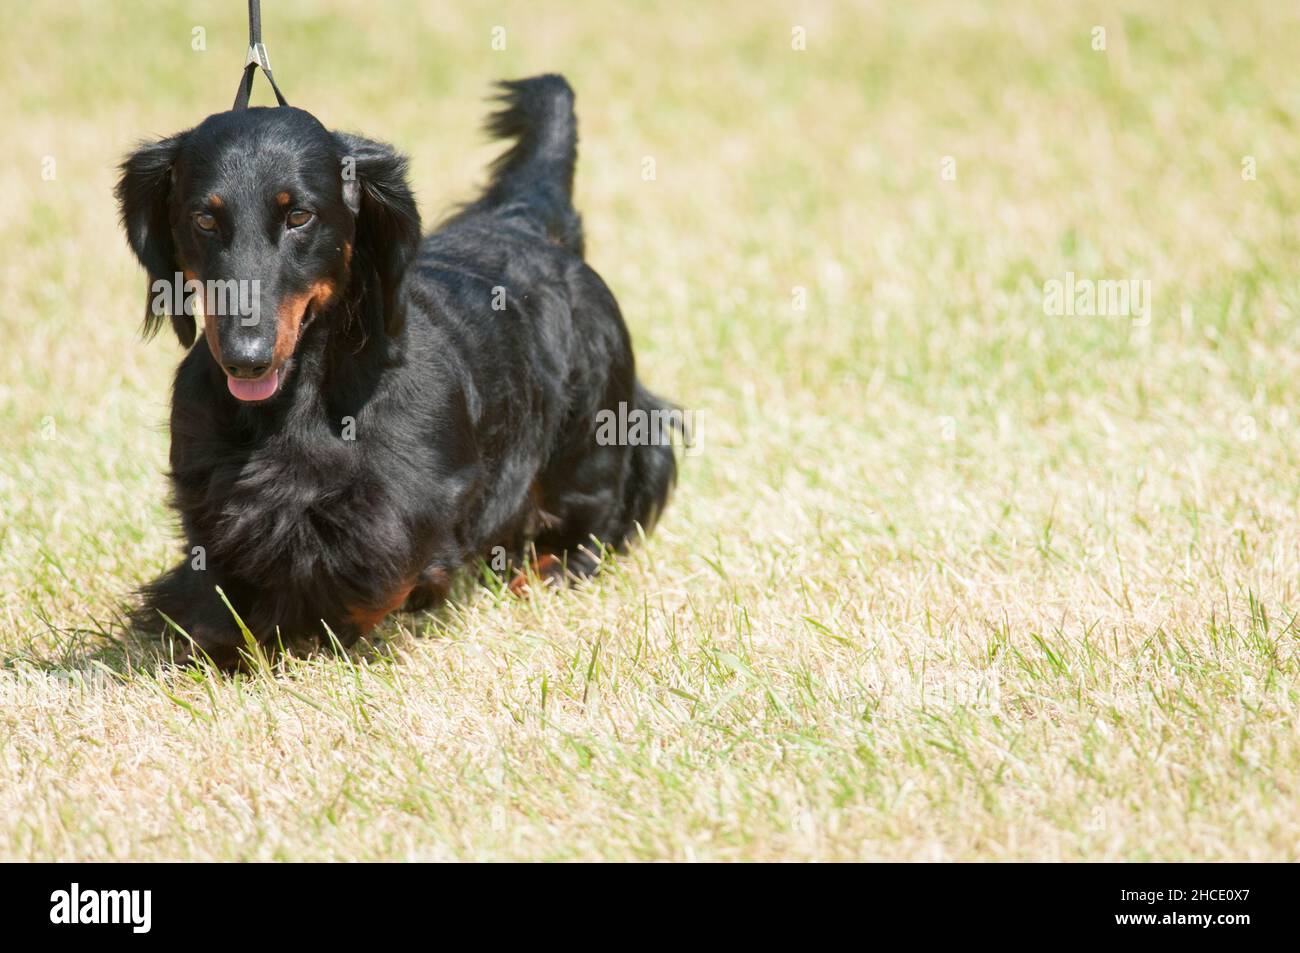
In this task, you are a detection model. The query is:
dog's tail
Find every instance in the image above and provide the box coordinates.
[473,73,584,256]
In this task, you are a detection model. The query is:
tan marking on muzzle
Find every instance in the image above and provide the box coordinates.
[272,279,338,368]
[182,268,223,365]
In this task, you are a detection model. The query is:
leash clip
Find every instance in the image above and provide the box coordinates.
[244,41,273,72]
[232,0,289,110]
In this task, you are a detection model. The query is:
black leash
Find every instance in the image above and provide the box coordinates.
[232,0,288,110]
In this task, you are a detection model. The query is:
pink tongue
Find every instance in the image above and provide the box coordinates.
[227,371,279,402]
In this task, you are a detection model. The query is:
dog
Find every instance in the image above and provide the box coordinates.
[116,74,678,668]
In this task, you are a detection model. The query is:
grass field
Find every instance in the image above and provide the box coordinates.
[3,0,1300,861]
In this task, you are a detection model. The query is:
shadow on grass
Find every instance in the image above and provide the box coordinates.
[2,559,556,678]
[0,605,155,675]
[0,599,463,679]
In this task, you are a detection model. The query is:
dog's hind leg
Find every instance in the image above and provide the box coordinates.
[510,418,673,595]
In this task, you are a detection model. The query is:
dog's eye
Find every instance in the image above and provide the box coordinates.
[193,212,217,232]
[287,209,314,229]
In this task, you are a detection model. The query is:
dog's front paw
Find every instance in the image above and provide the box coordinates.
[161,623,246,671]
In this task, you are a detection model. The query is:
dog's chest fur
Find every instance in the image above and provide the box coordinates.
[170,387,422,604]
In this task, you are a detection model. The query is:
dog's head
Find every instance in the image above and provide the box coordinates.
[116,107,420,403]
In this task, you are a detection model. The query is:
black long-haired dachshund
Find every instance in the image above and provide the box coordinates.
[116,74,678,668]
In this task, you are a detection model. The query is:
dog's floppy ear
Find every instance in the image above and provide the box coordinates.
[116,132,195,347]
[334,132,422,336]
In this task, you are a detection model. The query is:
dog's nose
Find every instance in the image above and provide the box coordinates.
[223,340,273,379]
